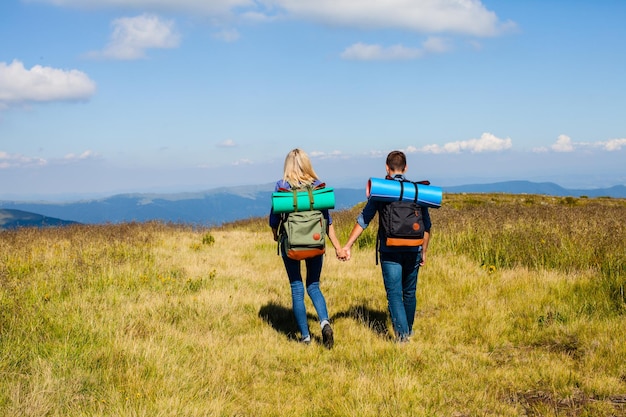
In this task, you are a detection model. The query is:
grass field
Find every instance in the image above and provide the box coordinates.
[1,193,625,416]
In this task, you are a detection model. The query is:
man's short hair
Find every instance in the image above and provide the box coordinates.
[386,151,406,172]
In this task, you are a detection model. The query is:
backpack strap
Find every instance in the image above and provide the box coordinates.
[277,213,285,255]
[290,184,317,212]
[292,189,299,212]
[307,186,315,210]
[393,175,420,204]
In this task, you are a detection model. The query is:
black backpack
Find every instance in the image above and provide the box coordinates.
[378,179,425,248]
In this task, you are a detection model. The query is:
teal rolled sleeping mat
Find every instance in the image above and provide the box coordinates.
[272,186,335,213]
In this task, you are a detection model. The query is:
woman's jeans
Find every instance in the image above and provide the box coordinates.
[282,253,329,339]
[379,250,421,339]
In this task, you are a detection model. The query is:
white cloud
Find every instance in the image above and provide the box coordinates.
[212,28,241,42]
[240,10,278,23]
[468,39,484,50]
[63,150,98,161]
[422,36,450,53]
[232,158,253,165]
[265,0,515,37]
[551,134,574,152]
[30,0,515,37]
[0,151,47,169]
[26,0,253,16]
[598,138,626,151]
[310,150,343,158]
[88,14,180,60]
[534,136,626,153]
[0,60,96,106]
[413,132,513,154]
[217,139,237,147]
[341,36,451,61]
[341,43,422,61]
[0,150,103,169]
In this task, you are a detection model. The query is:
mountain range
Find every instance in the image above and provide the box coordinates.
[1,180,624,229]
[442,180,626,197]
[0,208,79,230]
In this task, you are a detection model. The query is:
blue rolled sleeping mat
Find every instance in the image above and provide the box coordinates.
[271,184,335,214]
[367,177,442,208]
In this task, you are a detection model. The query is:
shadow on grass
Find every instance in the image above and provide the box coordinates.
[259,302,391,342]
[333,304,391,340]
[258,301,316,342]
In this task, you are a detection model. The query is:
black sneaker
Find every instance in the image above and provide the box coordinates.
[322,323,334,349]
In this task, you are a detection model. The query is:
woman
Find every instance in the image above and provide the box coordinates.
[269,149,345,348]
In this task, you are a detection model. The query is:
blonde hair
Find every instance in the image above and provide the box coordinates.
[283,148,319,187]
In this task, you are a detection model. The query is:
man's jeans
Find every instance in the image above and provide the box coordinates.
[380,250,421,339]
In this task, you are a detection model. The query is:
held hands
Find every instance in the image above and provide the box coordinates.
[334,246,351,261]
[335,247,349,261]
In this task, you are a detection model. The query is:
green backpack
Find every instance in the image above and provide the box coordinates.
[278,185,328,260]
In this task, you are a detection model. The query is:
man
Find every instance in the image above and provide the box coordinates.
[343,150,431,342]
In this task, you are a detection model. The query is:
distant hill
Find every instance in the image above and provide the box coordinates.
[0,209,80,230]
[0,181,623,226]
[442,181,626,198]
[0,187,367,226]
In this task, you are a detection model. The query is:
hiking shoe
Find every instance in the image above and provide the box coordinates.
[300,335,311,345]
[322,323,334,349]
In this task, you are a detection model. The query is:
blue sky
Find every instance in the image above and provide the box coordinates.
[1,0,625,200]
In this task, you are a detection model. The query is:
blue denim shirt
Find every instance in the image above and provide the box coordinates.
[268,179,333,229]
[357,175,431,252]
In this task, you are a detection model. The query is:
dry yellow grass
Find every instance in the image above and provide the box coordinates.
[1,195,625,416]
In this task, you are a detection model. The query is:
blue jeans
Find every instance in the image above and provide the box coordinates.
[379,250,421,339]
[282,253,329,339]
